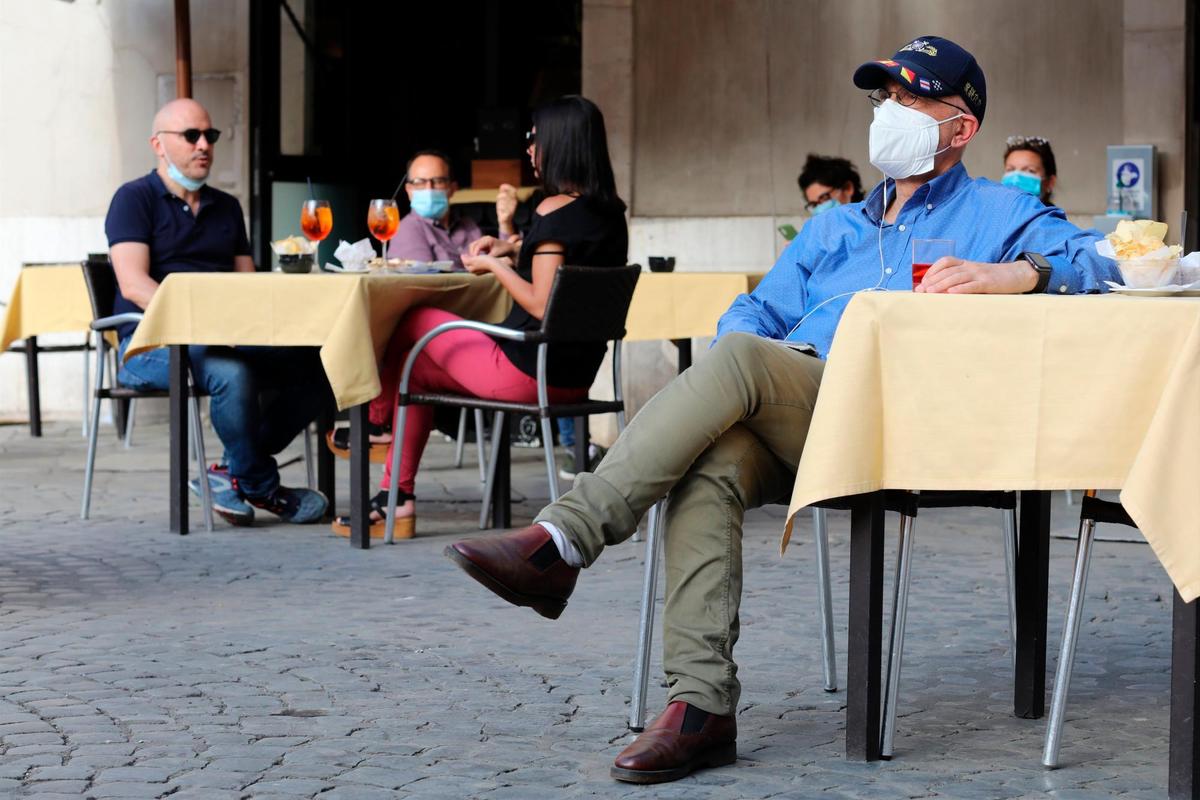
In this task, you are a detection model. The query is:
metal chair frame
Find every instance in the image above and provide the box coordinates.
[380,264,641,543]
[628,491,1019,742]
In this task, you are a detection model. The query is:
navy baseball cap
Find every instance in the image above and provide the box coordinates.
[853,36,987,124]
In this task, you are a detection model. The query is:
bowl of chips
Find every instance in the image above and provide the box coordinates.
[1101,220,1182,288]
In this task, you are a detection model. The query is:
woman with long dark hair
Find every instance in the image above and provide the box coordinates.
[332,95,629,539]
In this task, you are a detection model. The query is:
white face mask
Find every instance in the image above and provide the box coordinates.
[868,99,963,180]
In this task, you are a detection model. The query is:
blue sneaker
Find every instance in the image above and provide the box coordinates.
[242,484,328,524]
[189,464,255,527]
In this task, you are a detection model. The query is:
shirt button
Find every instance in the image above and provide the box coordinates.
[1058,285,1068,293]
[926,204,933,210]
[898,224,906,232]
[885,268,893,275]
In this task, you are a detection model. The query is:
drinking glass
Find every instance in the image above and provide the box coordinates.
[300,199,332,266]
[912,239,955,288]
[367,199,400,260]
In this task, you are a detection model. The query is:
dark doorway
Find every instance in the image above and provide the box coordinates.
[249,0,582,269]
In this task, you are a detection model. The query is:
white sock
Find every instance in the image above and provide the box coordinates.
[539,520,585,568]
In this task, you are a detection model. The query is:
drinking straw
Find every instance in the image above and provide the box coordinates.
[307,177,315,199]
[390,179,405,200]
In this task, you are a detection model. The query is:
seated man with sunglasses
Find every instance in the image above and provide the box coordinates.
[106,98,331,527]
[388,150,481,268]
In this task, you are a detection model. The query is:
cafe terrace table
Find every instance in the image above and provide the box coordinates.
[783,291,1200,795]
[1,263,97,436]
[124,269,764,544]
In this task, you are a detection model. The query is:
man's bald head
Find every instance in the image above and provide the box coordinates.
[150,98,215,191]
[151,98,211,137]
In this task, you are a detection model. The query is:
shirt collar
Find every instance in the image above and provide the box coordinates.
[861,161,971,223]
[147,169,213,203]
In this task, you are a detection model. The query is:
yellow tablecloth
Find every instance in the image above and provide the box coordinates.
[124,269,763,411]
[0,264,93,352]
[125,272,510,410]
[623,272,762,342]
[784,291,1200,602]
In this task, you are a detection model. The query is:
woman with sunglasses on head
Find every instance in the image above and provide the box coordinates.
[331,95,629,540]
[1002,135,1057,206]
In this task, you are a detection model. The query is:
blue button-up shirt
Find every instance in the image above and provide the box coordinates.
[717,163,1120,357]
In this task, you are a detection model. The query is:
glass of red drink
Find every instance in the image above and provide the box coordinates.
[912,239,955,288]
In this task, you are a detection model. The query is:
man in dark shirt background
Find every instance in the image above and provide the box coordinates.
[107,98,330,527]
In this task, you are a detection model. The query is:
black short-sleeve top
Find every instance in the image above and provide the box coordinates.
[496,196,629,387]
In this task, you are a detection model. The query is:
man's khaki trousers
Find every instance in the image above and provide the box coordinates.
[537,333,824,716]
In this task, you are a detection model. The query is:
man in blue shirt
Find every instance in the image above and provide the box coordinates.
[107,98,330,527]
[444,37,1120,783]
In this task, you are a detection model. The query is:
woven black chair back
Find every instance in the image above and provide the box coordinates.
[537,264,641,344]
[81,254,116,322]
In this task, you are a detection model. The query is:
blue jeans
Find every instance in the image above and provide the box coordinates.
[117,339,332,498]
[557,417,576,448]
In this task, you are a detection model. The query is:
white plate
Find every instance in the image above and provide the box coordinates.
[1104,280,1200,297]
[322,263,369,273]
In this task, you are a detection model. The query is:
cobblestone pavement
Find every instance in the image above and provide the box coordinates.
[0,419,1176,798]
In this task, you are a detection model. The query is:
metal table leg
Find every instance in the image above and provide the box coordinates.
[317,407,336,521]
[672,338,692,373]
[348,403,370,549]
[1170,590,1200,799]
[25,335,41,437]
[491,414,512,529]
[168,345,189,535]
[846,491,885,761]
[1015,490,1050,719]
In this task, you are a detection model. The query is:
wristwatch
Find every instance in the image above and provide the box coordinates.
[1019,251,1052,294]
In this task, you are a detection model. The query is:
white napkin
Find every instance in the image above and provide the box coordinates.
[332,238,376,271]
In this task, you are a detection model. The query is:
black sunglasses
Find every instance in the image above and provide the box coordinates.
[157,128,222,145]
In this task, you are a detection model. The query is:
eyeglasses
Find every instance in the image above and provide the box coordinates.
[867,87,966,116]
[804,189,834,212]
[406,177,452,189]
[156,128,221,145]
[1006,135,1050,147]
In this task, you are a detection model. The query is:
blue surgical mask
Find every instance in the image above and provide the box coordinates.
[410,189,449,220]
[810,198,840,216]
[1002,170,1042,197]
[166,158,206,192]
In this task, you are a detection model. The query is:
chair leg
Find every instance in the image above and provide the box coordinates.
[123,398,138,448]
[540,416,560,501]
[81,394,104,520]
[1064,489,1074,506]
[81,338,106,520]
[383,402,412,545]
[813,507,838,692]
[303,423,316,490]
[474,409,487,484]
[630,498,666,732]
[1003,506,1019,676]
[189,396,214,533]
[81,345,90,438]
[479,411,506,529]
[1042,513,1097,768]
[453,408,467,468]
[880,512,917,759]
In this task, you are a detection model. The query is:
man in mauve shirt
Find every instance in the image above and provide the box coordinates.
[387,150,481,268]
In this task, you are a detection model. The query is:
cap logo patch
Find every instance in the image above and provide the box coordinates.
[931,79,944,91]
[899,67,915,84]
[900,39,939,57]
[918,78,931,91]
[962,81,981,106]
[876,59,898,67]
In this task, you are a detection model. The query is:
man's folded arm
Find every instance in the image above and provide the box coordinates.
[1001,194,1121,294]
[715,239,811,343]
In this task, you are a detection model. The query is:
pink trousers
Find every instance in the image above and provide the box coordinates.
[371,306,586,493]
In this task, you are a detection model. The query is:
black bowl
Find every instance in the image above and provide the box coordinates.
[648,256,676,273]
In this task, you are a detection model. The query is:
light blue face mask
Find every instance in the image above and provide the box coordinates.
[166,158,206,192]
[810,198,840,216]
[410,189,449,220]
[1002,170,1042,197]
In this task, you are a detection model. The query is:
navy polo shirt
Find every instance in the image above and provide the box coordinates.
[105,170,251,339]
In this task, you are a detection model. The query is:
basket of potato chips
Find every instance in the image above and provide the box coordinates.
[1097,220,1182,288]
